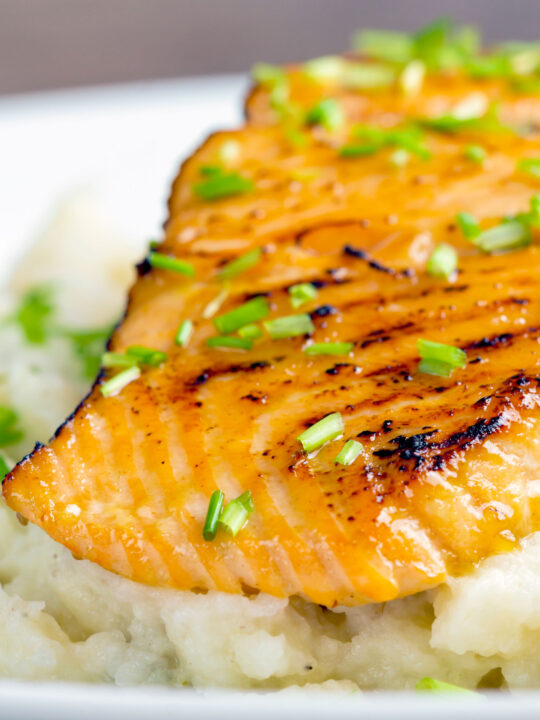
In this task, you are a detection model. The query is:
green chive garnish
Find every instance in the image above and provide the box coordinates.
[0,407,23,446]
[342,62,396,89]
[518,157,540,178]
[101,352,139,369]
[303,55,346,82]
[193,172,254,201]
[334,439,362,466]
[305,342,353,356]
[416,677,476,694]
[399,60,426,94]
[417,339,467,377]
[238,323,263,340]
[339,144,380,158]
[426,243,458,279]
[218,248,261,281]
[101,366,141,397]
[305,98,344,131]
[175,320,193,347]
[353,29,414,64]
[289,283,318,308]
[473,220,531,253]
[264,314,314,339]
[202,288,229,319]
[219,491,254,536]
[456,212,481,239]
[207,336,253,351]
[251,63,286,87]
[203,490,225,541]
[0,452,12,481]
[214,296,270,334]
[149,252,195,277]
[298,412,344,453]
[126,345,168,367]
[465,144,486,164]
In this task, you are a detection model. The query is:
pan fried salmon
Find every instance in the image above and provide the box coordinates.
[4,30,540,607]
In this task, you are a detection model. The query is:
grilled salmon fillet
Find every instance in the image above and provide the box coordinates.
[4,47,540,607]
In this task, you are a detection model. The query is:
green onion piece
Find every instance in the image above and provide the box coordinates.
[218,248,262,281]
[193,172,254,201]
[214,296,270,334]
[218,140,240,164]
[101,366,141,397]
[334,439,362,466]
[199,165,222,177]
[264,313,315,339]
[207,336,253,351]
[473,220,531,253]
[297,412,344,453]
[14,286,54,345]
[418,339,467,372]
[456,212,481,239]
[418,358,455,377]
[126,345,168,367]
[399,60,426,94]
[303,55,346,82]
[518,157,540,178]
[289,283,318,309]
[238,323,262,340]
[203,490,225,541]
[426,243,458,279]
[175,319,193,347]
[305,342,353,356]
[0,406,23,446]
[251,63,286,87]
[339,143,380,158]
[149,252,195,277]
[0,452,12,481]
[219,492,254,536]
[342,62,395,89]
[353,29,414,64]
[390,148,410,167]
[465,144,486,164]
[202,287,229,319]
[285,128,309,148]
[148,239,160,250]
[101,352,139,369]
[419,105,507,134]
[305,99,344,131]
[416,677,476,694]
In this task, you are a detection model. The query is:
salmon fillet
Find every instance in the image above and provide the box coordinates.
[4,51,540,607]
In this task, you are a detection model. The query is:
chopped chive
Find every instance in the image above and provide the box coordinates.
[305,99,344,131]
[202,287,229,319]
[399,60,426,94]
[126,345,168,367]
[334,439,362,466]
[101,352,139,369]
[465,144,486,164]
[390,148,410,167]
[417,339,466,377]
[517,157,540,178]
[251,63,286,87]
[0,406,23,446]
[193,172,254,201]
[148,239,160,250]
[101,366,141,397]
[289,282,318,309]
[353,29,414,64]
[203,490,225,541]
[238,323,262,339]
[199,165,222,177]
[339,143,380,158]
[207,336,253,350]
[305,342,353,356]
[342,62,396,89]
[426,243,458,279]
[473,219,531,253]
[416,677,476,694]
[219,491,254,536]
[419,105,507,134]
[214,296,270,334]
[218,248,261,281]
[303,55,346,82]
[264,313,315,339]
[285,128,309,148]
[456,211,481,239]
[149,252,195,277]
[297,412,344,453]
[218,140,240,164]
[175,319,193,347]
[0,452,12,481]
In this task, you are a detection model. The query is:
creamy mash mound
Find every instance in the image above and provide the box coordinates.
[0,193,538,689]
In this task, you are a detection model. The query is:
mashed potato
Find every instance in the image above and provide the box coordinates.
[0,193,538,690]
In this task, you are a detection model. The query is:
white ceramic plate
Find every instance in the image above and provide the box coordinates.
[0,76,538,719]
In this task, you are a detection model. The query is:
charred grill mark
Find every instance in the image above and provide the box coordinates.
[467,333,514,350]
[343,244,413,278]
[187,360,271,388]
[311,304,337,318]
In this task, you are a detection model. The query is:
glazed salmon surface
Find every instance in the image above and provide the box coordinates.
[4,51,540,607]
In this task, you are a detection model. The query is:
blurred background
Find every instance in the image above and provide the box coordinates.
[2,0,540,96]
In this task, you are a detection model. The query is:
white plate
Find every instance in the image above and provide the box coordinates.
[0,76,536,719]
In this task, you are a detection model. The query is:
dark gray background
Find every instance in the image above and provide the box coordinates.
[1,0,540,96]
